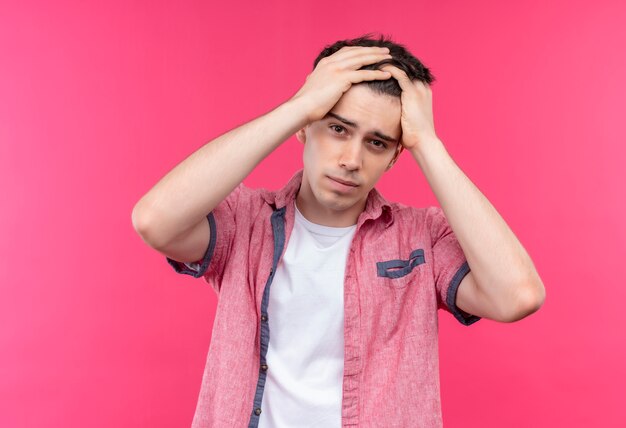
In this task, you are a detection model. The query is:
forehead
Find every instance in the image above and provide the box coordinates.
[325,84,402,136]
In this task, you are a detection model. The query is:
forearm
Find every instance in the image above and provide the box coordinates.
[411,139,545,308]
[132,96,310,248]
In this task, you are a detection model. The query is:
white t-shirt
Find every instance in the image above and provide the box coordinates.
[258,205,357,428]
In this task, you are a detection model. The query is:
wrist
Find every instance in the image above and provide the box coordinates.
[409,137,448,166]
[285,94,315,126]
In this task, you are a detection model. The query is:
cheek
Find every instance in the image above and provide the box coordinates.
[304,136,334,162]
[302,140,324,175]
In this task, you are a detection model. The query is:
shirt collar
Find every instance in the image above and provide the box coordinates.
[260,168,394,228]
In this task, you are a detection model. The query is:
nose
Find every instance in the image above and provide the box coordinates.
[338,139,362,171]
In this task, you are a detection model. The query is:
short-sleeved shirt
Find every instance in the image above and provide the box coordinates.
[166,168,481,428]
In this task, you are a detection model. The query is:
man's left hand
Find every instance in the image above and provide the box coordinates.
[380,65,439,153]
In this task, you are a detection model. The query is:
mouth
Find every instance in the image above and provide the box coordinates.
[327,175,359,188]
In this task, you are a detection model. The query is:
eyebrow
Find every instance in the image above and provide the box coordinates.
[324,111,399,144]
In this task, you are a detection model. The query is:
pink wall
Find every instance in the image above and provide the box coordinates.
[1,0,624,426]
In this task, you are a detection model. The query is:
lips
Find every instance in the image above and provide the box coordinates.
[328,175,359,187]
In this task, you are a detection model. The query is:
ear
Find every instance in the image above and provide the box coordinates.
[385,144,404,171]
[296,127,306,144]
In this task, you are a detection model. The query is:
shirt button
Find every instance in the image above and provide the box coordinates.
[261,314,268,322]
[261,364,268,372]
[255,408,262,415]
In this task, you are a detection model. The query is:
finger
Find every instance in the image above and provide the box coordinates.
[412,79,431,91]
[382,65,432,94]
[337,46,361,51]
[348,69,392,83]
[330,46,360,56]
[327,46,390,64]
[336,52,393,70]
[379,65,413,91]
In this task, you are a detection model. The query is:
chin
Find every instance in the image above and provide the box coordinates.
[310,185,347,210]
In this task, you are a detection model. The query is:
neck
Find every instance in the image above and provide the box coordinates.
[296,174,366,227]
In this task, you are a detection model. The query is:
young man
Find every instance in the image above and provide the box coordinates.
[132,35,545,428]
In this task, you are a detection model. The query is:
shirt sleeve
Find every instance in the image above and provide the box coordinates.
[165,183,243,294]
[429,206,481,326]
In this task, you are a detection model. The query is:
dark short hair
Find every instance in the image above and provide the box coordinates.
[313,33,435,97]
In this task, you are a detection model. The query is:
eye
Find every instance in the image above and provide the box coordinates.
[330,124,346,134]
[371,140,387,149]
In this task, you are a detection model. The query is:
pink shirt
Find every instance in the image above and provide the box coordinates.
[167,169,481,427]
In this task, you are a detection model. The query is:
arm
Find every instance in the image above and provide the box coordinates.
[413,140,545,322]
[131,96,310,252]
[132,46,394,258]
[381,64,545,323]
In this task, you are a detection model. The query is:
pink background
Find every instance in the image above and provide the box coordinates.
[1,0,625,426]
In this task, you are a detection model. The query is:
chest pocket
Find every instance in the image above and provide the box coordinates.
[376,248,426,280]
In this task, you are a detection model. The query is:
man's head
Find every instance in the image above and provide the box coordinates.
[313,34,435,97]
[295,33,434,226]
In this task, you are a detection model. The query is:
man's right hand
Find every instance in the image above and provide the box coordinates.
[290,46,393,123]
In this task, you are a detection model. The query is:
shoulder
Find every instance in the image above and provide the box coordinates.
[385,203,447,243]
[217,182,273,227]
[229,181,268,206]
[387,202,437,225]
